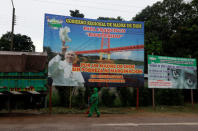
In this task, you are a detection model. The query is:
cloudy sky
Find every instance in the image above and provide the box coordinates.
[0,0,191,52]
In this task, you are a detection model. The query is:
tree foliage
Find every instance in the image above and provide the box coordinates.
[70,10,84,18]
[0,32,35,52]
[133,0,198,58]
[132,0,198,104]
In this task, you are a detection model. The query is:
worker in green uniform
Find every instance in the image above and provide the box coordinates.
[88,88,100,117]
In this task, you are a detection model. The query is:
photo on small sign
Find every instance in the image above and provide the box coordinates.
[167,68,197,89]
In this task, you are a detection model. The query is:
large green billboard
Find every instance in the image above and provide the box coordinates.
[148,55,197,89]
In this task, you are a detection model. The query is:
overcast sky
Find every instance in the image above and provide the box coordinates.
[0,0,191,52]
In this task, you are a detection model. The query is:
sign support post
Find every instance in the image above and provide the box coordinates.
[8,94,12,113]
[49,85,52,114]
[69,87,72,108]
[191,89,194,107]
[189,55,194,107]
[48,77,53,115]
[136,88,139,110]
[151,53,155,109]
[152,88,155,108]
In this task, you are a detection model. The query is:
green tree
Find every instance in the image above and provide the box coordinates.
[101,88,116,107]
[169,25,198,58]
[133,0,198,105]
[70,10,84,18]
[0,32,35,52]
[133,0,193,56]
[117,87,133,106]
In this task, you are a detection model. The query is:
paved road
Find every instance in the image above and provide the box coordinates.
[1,113,198,131]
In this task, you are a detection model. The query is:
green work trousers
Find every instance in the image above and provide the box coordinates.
[88,104,100,117]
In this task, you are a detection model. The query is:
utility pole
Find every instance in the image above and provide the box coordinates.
[8,0,15,113]
[11,0,15,51]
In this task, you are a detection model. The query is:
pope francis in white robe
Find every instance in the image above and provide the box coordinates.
[48,52,84,87]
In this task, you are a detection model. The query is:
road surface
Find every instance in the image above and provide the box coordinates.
[0,112,198,131]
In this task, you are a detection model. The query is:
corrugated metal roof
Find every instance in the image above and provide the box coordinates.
[0,51,47,56]
[0,51,47,72]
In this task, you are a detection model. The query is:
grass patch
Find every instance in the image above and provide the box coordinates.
[140,104,198,113]
[39,104,198,114]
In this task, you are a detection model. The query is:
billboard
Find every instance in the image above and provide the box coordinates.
[148,55,197,89]
[43,13,144,87]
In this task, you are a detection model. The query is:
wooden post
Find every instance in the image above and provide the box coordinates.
[191,89,194,107]
[189,55,194,107]
[69,87,72,108]
[151,53,155,109]
[136,88,139,110]
[49,85,52,115]
[8,94,12,113]
[152,88,155,108]
[47,77,53,115]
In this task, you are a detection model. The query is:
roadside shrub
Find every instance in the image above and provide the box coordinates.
[113,97,122,107]
[156,89,184,106]
[139,87,152,106]
[72,88,86,109]
[55,86,70,107]
[101,88,116,107]
[50,92,61,106]
[117,87,133,107]
[84,86,92,106]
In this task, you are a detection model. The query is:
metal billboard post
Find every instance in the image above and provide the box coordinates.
[49,85,52,114]
[8,94,12,113]
[151,53,155,109]
[136,88,139,110]
[191,89,194,107]
[69,87,72,109]
[189,55,194,107]
[152,88,155,108]
[48,77,53,115]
